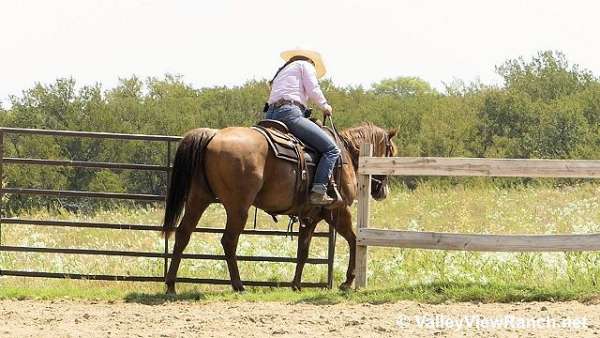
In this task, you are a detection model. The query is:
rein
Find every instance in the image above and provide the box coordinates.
[325,115,341,141]
[326,115,342,243]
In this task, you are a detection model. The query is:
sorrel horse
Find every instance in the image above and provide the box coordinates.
[162,123,397,293]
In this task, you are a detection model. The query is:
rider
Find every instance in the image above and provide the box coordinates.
[265,47,341,206]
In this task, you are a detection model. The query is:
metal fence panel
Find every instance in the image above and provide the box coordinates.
[0,127,335,288]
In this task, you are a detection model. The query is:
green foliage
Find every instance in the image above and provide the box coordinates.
[1,51,599,213]
[477,51,599,159]
[497,51,594,101]
[371,76,436,96]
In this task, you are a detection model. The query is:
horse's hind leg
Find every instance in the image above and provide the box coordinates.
[165,197,210,295]
[221,203,251,292]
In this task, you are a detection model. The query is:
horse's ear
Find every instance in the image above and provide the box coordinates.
[388,128,397,139]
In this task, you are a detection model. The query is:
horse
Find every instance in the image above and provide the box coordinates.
[161,122,397,293]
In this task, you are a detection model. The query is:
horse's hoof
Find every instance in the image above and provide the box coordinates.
[338,282,352,291]
[232,284,245,292]
[291,284,302,292]
[166,284,176,295]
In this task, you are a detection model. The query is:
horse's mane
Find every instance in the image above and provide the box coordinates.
[340,123,395,167]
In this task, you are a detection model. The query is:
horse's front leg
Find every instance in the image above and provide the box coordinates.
[291,218,320,291]
[326,206,355,290]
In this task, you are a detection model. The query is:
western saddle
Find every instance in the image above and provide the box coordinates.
[252,119,343,216]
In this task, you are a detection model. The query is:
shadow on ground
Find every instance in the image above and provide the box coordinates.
[124,291,207,305]
[124,281,593,306]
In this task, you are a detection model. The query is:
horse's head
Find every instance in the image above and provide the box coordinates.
[340,124,397,201]
[370,128,397,201]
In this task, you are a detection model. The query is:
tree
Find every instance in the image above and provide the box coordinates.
[496,50,594,101]
[2,51,600,213]
[371,76,436,97]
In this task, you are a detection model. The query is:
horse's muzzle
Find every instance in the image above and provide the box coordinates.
[371,181,389,201]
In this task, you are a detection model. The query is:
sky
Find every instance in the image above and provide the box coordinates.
[1,0,600,108]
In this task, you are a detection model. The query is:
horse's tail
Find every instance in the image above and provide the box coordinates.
[162,128,217,238]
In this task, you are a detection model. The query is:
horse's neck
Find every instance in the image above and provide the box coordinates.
[343,136,373,171]
[344,146,360,172]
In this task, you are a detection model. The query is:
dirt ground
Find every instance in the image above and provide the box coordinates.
[2,299,600,337]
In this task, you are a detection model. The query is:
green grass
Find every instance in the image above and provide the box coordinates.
[3,182,600,304]
[2,279,599,305]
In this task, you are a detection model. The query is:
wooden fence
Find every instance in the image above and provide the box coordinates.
[355,143,600,288]
[0,127,337,288]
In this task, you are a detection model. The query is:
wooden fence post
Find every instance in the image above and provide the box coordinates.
[355,143,372,289]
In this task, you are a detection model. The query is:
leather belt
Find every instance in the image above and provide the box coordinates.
[270,99,307,111]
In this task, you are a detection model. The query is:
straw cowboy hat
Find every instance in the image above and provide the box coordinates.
[280,47,327,79]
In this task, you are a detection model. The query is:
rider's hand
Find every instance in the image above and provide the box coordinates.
[322,104,333,117]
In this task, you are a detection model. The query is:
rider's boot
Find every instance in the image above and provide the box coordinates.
[310,191,335,205]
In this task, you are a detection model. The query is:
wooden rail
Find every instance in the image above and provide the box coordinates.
[359,157,600,178]
[357,229,600,252]
[354,144,600,288]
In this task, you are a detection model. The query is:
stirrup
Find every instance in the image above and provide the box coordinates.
[324,183,344,210]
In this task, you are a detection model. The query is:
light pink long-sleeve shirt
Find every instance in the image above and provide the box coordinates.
[268,60,331,112]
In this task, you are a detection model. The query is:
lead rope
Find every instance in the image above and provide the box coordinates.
[326,114,344,197]
[326,115,341,246]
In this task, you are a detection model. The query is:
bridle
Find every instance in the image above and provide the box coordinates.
[327,116,393,195]
[371,134,394,193]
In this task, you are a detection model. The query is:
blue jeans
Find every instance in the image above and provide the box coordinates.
[266,104,341,194]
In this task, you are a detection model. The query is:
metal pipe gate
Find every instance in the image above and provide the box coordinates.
[0,127,336,288]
